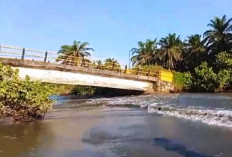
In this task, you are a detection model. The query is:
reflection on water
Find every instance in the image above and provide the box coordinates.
[0,93,232,157]
[154,138,212,157]
[0,121,55,157]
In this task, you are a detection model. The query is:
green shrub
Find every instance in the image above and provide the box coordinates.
[71,85,97,96]
[216,52,232,71]
[173,72,192,90]
[43,83,74,95]
[192,62,219,92]
[0,63,53,121]
[217,69,232,91]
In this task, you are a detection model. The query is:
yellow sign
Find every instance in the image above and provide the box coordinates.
[159,70,173,83]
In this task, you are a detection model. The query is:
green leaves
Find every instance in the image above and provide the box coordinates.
[0,63,53,121]
[218,69,232,90]
[204,15,232,57]
[104,58,121,70]
[193,62,219,92]
[216,51,232,70]
[71,85,96,96]
[131,39,157,66]
[173,72,192,90]
[57,41,93,66]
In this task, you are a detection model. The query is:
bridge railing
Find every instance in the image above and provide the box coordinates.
[56,56,165,77]
[0,45,174,82]
[0,45,58,62]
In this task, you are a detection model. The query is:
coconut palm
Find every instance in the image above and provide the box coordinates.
[131,39,157,66]
[95,60,102,69]
[183,34,206,71]
[204,15,232,55]
[104,58,121,70]
[57,41,93,66]
[157,34,183,70]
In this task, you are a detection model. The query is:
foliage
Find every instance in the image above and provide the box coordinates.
[71,85,97,96]
[217,69,232,91]
[0,63,53,121]
[191,62,219,92]
[173,72,192,90]
[43,83,74,95]
[203,15,232,58]
[216,51,232,71]
[130,15,232,92]
[71,85,143,97]
[182,34,206,72]
[131,39,157,66]
[157,33,183,70]
[57,41,93,66]
[104,58,121,70]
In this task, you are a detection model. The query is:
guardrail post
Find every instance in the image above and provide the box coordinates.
[44,51,48,62]
[21,48,25,60]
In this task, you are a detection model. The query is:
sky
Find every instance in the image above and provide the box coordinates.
[0,0,231,65]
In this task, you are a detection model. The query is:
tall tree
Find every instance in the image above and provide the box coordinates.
[204,15,232,56]
[157,34,183,70]
[104,58,121,70]
[57,41,93,66]
[131,39,157,66]
[183,34,206,71]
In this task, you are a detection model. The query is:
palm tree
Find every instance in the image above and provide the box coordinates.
[57,41,93,66]
[131,39,157,66]
[95,60,102,69]
[104,58,121,70]
[204,15,232,56]
[183,34,206,71]
[157,34,183,70]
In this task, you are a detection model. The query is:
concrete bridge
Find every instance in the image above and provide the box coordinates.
[0,45,174,92]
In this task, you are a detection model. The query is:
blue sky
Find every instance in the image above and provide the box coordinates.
[0,0,231,65]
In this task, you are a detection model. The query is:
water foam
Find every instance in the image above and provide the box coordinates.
[65,94,232,128]
[147,103,232,128]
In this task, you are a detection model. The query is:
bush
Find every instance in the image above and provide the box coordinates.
[216,52,232,71]
[71,85,97,96]
[192,62,219,92]
[173,72,192,90]
[44,83,74,95]
[0,63,53,121]
[217,69,232,91]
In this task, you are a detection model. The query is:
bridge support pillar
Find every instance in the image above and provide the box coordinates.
[154,80,175,93]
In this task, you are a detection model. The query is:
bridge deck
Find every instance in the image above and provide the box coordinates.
[0,58,158,83]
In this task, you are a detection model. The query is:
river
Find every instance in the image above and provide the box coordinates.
[1,93,232,157]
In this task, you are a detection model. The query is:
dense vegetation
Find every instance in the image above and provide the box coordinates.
[0,63,53,121]
[71,85,143,97]
[131,15,232,92]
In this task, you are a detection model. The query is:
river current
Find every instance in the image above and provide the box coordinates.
[1,93,232,157]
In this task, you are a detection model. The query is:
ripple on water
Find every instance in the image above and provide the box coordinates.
[52,94,232,129]
[147,103,232,128]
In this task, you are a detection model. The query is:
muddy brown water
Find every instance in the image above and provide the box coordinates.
[1,93,232,157]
